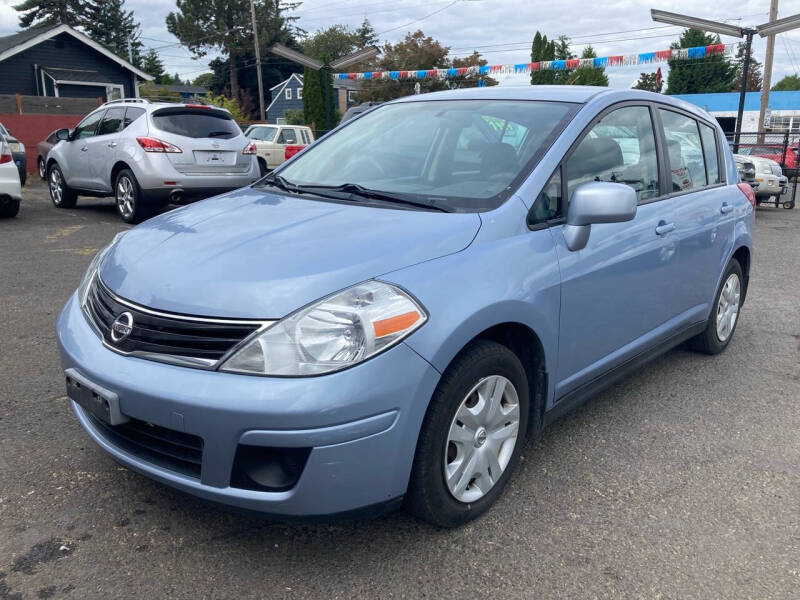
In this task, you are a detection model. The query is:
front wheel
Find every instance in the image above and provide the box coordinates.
[38,157,46,180]
[115,169,152,224]
[48,164,77,208]
[406,339,529,527]
[783,201,795,210]
[690,259,743,355]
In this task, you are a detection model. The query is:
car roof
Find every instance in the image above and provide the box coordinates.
[391,86,718,122]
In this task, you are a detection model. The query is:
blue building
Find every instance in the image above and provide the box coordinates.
[266,73,360,124]
[674,90,800,134]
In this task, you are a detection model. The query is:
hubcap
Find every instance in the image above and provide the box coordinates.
[39,160,45,179]
[116,177,135,218]
[715,273,741,342]
[49,169,62,204]
[444,375,520,503]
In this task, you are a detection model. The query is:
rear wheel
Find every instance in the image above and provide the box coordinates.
[48,164,77,208]
[257,157,267,177]
[38,157,46,180]
[406,339,529,527]
[783,201,794,210]
[0,196,19,218]
[690,259,743,355]
[115,169,152,224]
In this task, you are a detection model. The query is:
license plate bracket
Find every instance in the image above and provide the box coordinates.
[65,368,129,426]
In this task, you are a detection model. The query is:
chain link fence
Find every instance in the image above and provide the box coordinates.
[726,130,798,210]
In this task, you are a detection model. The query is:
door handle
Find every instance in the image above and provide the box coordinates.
[720,203,734,214]
[655,221,676,236]
[80,146,88,152]
[107,142,117,148]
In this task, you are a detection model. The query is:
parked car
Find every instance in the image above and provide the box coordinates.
[46,99,260,223]
[57,87,754,527]
[244,124,314,175]
[0,133,22,217]
[744,154,788,203]
[733,154,760,196]
[0,121,27,186]
[37,130,59,180]
[341,101,382,123]
[736,143,798,174]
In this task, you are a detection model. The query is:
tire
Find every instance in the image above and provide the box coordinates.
[783,201,794,210]
[0,196,20,218]
[406,339,530,528]
[38,157,46,180]
[257,157,267,177]
[114,168,152,224]
[47,163,77,208]
[689,259,744,355]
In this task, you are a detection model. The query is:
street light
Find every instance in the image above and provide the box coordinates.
[269,43,379,133]
[651,9,800,152]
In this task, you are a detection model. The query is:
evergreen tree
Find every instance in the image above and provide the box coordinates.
[530,32,555,85]
[302,63,334,131]
[141,48,166,83]
[666,29,736,94]
[568,46,608,86]
[355,18,378,49]
[553,35,575,84]
[83,0,143,66]
[772,74,800,91]
[633,71,663,93]
[167,0,299,101]
[732,42,763,92]
[14,0,83,28]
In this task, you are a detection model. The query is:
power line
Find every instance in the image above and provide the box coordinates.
[376,0,460,35]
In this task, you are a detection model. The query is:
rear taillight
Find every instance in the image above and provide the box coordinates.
[285,145,305,159]
[136,136,182,153]
[737,182,756,208]
[0,141,11,164]
[242,141,257,155]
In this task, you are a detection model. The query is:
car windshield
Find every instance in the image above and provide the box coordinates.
[273,99,577,212]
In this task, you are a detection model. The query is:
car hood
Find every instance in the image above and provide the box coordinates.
[100,187,481,318]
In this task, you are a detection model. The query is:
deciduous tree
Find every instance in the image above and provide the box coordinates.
[633,71,663,93]
[772,74,800,91]
[732,42,763,92]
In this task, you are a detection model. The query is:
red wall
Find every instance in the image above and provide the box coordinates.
[0,114,84,174]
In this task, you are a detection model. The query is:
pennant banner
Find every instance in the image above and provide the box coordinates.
[335,44,733,81]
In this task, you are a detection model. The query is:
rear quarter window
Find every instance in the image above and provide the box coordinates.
[151,109,241,139]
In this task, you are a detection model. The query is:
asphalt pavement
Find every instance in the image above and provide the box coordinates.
[1,180,799,599]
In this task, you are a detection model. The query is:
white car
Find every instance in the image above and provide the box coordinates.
[748,155,787,201]
[244,124,314,175]
[0,134,21,218]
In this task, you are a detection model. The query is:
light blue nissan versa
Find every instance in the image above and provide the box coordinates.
[57,87,755,527]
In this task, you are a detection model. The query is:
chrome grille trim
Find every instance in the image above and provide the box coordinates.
[82,276,275,370]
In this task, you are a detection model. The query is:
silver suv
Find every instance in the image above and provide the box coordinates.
[47,99,260,223]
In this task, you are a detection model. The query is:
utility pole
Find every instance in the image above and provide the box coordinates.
[758,0,779,133]
[249,0,265,121]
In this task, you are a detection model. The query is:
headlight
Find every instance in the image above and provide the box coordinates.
[220,281,427,376]
[78,232,126,307]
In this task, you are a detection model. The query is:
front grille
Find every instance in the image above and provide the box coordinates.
[87,413,204,478]
[84,277,262,366]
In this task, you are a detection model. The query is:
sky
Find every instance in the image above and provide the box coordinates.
[1,0,799,89]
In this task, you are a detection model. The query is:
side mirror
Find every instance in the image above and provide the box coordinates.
[55,128,70,142]
[563,181,637,251]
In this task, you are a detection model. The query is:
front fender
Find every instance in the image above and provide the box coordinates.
[382,212,561,408]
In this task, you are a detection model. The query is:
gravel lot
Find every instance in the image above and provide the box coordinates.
[1,180,799,599]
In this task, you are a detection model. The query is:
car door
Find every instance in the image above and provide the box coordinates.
[274,127,298,168]
[658,108,735,323]
[85,107,125,192]
[549,104,679,399]
[63,110,105,189]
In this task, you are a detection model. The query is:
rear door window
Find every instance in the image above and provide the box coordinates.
[98,107,125,136]
[277,128,297,144]
[659,109,707,192]
[151,108,240,139]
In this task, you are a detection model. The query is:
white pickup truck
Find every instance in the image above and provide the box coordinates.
[244,124,315,175]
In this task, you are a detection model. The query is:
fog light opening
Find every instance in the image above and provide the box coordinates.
[230,445,311,492]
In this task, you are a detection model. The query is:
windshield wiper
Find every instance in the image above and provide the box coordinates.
[299,183,452,213]
[258,174,303,194]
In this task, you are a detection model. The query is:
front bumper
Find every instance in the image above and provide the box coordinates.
[57,293,441,516]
